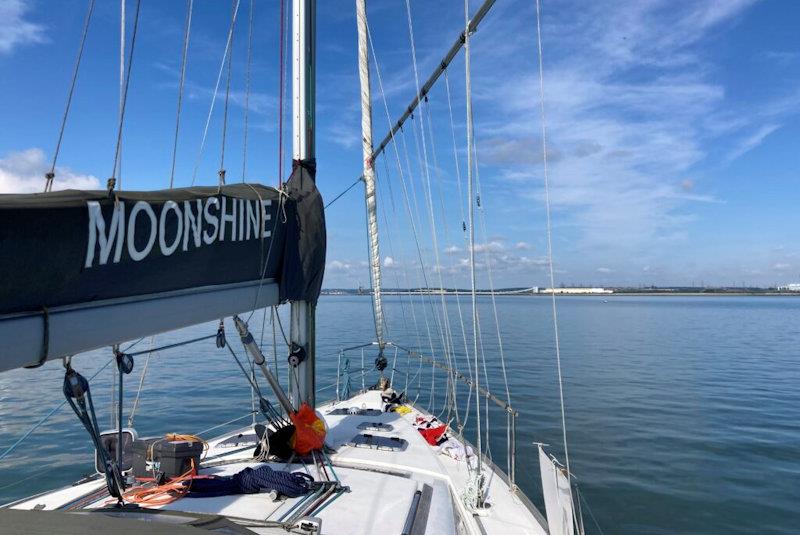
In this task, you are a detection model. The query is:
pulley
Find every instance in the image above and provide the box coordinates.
[216,319,227,348]
[288,343,306,367]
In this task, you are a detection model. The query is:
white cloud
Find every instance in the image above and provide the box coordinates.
[514,241,531,250]
[383,256,396,268]
[773,262,791,271]
[471,240,505,253]
[596,267,613,274]
[0,148,99,193]
[0,0,45,54]
[444,245,461,255]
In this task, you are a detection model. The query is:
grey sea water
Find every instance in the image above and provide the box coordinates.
[0,295,798,534]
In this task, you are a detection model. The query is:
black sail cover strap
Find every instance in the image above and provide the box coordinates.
[0,162,325,316]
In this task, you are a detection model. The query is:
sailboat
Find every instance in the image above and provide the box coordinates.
[0,1,585,533]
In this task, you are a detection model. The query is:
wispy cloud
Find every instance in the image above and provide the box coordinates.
[0,148,99,193]
[469,0,763,252]
[0,0,45,55]
[725,123,781,162]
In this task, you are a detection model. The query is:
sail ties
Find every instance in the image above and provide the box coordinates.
[62,357,125,502]
[23,307,49,369]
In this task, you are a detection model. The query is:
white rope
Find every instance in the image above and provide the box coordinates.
[400,2,455,416]
[422,94,461,425]
[535,0,572,484]
[443,70,475,428]
[128,336,155,427]
[190,0,241,186]
[473,142,511,405]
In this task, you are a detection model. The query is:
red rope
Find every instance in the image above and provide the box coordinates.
[277,0,286,187]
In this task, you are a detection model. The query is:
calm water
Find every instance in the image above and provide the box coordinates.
[1,295,798,534]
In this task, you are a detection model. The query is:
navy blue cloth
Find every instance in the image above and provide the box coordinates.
[189,465,313,498]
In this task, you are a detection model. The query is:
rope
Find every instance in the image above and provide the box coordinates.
[109,0,141,191]
[241,0,254,181]
[45,0,96,193]
[169,0,194,189]
[535,0,572,485]
[191,0,241,186]
[366,24,423,353]
[127,336,155,427]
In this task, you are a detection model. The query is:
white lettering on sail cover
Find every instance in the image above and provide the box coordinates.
[84,196,275,268]
[85,201,125,267]
[127,201,157,261]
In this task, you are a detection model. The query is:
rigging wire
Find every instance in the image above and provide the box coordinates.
[219,0,238,186]
[442,69,475,428]
[241,0,254,182]
[324,175,363,209]
[44,0,96,193]
[277,0,287,186]
[109,0,142,191]
[0,356,115,462]
[365,21,430,355]
[191,0,241,186]
[463,0,484,482]
[169,0,194,189]
[535,0,573,484]
[118,0,125,186]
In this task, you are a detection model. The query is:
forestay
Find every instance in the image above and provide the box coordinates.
[0,161,325,371]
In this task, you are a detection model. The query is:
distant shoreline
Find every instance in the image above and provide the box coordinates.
[321,290,800,297]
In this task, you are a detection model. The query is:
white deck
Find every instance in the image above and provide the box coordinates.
[9,390,548,534]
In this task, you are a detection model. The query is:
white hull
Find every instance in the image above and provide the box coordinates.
[6,389,547,534]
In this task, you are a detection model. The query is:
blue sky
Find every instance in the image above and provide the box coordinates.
[0,0,798,288]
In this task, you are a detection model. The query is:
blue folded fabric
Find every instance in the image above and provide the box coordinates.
[189,465,313,498]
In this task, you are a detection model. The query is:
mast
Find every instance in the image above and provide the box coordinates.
[355,0,385,356]
[290,0,317,408]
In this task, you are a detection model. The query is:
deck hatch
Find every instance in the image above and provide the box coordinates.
[328,408,382,416]
[357,422,394,431]
[348,433,408,451]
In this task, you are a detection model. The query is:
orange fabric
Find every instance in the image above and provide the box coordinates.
[290,403,327,455]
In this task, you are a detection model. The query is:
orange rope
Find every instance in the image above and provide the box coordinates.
[121,459,198,506]
[119,434,209,507]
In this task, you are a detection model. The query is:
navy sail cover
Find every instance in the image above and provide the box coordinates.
[0,162,326,315]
